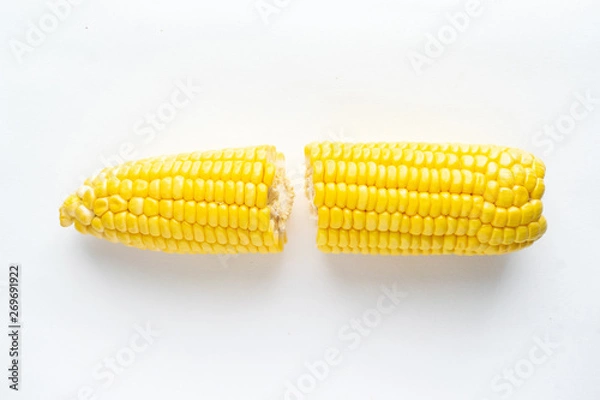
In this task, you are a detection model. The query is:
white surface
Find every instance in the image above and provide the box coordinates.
[1,0,600,399]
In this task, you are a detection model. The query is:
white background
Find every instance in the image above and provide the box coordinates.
[1,0,600,399]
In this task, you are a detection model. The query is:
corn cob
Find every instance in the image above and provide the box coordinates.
[60,145,294,254]
[305,142,547,255]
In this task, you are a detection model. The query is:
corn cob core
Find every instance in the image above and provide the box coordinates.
[305,142,547,255]
[60,145,294,254]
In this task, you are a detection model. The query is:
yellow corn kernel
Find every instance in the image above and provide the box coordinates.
[114,212,127,233]
[204,180,215,202]
[59,145,294,254]
[207,203,219,227]
[228,205,239,229]
[256,183,268,208]
[183,179,194,201]
[159,217,171,238]
[492,208,508,228]
[107,177,120,195]
[214,180,225,203]
[467,219,482,236]
[449,194,462,218]
[318,207,330,229]
[406,191,419,216]
[93,198,109,217]
[101,211,115,230]
[481,202,495,224]
[138,215,149,235]
[148,217,160,237]
[531,179,545,199]
[399,214,411,233]
[126,214,139,233]
[128,198,145,216]
[244,182,256,207]
[313,182,325,207]
[366,186,378,211]
[119,180,133,200]
[506,207,521,227]
[91,217,104,232]
[446,217,458,235]
[496,187,514,208]
[353,210,366,230]
[513,185,529,207]
[248,207,259,231]
[75,205,94,225]
[305,142,547,255]
[324,182,337,208]
[184,201,196,224]
[258,208,270,231]
[356,185,369,210]
[109,195,128,213]
[159,200,174,219]
[81,187,95,209]
[330,207,343,230]
[173,200,185,222]
[366,211,378,231]
[484,181,499,203]
[160,177,173,199]
[149,179,161,199]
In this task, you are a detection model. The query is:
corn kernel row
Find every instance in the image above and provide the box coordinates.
[306,142,543,171]
[316,217,545,246]
[316,206,546,233]
[86,177,271,204]
[310,164,544,202]
[316,228,535,254]
[312,183,543,213]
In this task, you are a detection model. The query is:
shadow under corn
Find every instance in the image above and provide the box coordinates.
[319,252,511,287]
[80,237,284,291]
